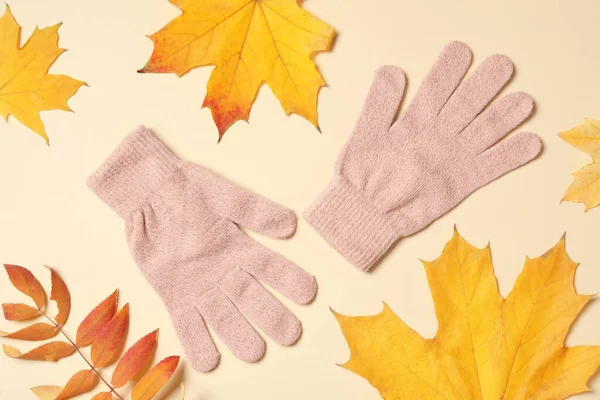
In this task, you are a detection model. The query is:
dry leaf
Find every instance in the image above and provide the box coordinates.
[91,303,129,368]
[112,329,158,388]
[3,341,75,361]
[2,268,183,399]
[55,369,99,400]
[0,5,85,143]
[31,385,63,400]
[131,355,180,400]
[91,392,113,400]
[2,303,40,321]
[333,229,600,400]
[0,322,58,340]
[560,118,600,211]
[76,289,118,347]
[139,0,335,139]
[46,266,71,326]
[4,264,46,309]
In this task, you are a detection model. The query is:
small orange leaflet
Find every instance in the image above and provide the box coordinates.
[76,289,118,347]
[2,303,40,321]
[4,264,46,309]
[54,370,99,400]
[132,356,180,400]
[3,341,75,361]
[46,267,71,327]
[91,304,130,368]
[112,329,158,388]
[0,322,58,340]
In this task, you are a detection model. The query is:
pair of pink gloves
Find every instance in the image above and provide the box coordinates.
[88,42,541,371]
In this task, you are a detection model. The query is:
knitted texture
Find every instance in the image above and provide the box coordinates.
[88,126,317,371]
[305,41,542,272]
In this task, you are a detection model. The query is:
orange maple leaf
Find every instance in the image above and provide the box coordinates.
[139,0,335,140]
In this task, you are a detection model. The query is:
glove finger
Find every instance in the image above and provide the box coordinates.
[439,54,514,135]
[220,268,302,346]
[459,92,533,154]
[195,167,297,239]
[242,241,317,305]
[398,41,471,126]
[171,306,220,372]
[354,66,406,136]
[197,288,265,363]
[476,132,542,186]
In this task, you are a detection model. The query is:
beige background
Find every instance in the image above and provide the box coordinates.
[1,0,600,399]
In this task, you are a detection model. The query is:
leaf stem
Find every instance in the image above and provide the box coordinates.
[39,309,124,400]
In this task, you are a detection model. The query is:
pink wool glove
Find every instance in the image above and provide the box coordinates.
[87,126,317,371]
[305,42,542,272]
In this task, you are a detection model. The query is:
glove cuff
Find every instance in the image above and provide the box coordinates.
[87,125,179,218]
[304,177,399,272]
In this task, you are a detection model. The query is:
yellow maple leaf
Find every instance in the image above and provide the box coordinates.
[0,5,85,144]
[560,118,600,211]
[334,229,600,400]
[139,0,335,140]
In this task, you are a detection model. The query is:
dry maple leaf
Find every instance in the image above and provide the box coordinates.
[139,0,335,140]
[560,118,600,211]
[0,5,85,144]
[333,229,600,400]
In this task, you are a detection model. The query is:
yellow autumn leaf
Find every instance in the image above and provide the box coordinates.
[559,118,600,211]
[139,0,335,140]
[0,5,85,144]
[334,229,600,400]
